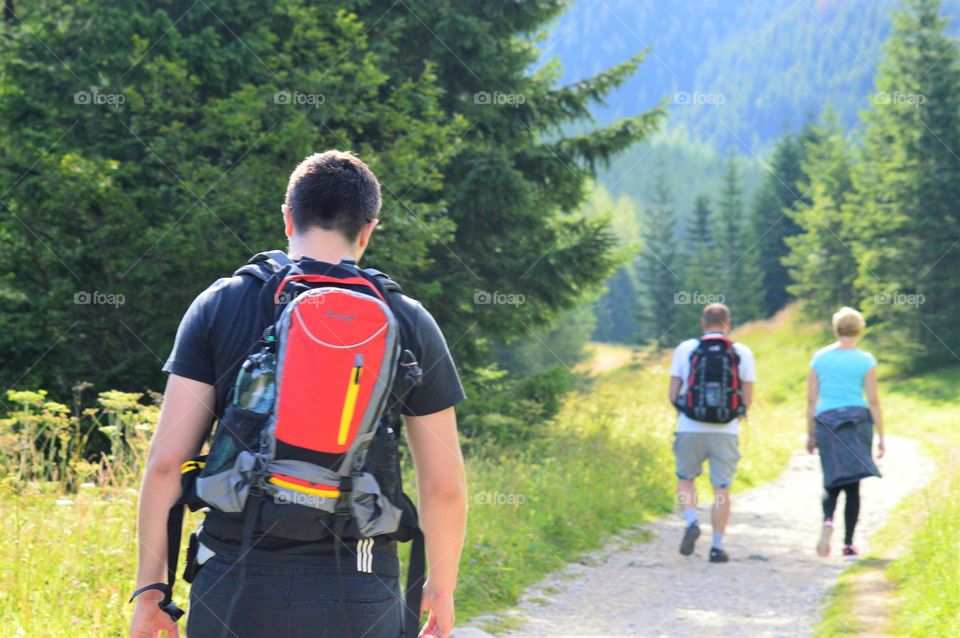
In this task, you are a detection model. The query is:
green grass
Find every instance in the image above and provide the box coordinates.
[815,573,863,636]
[813,369,960,638]
[0,308,853,635]
[0,485,141,636]
[890,472,960,637]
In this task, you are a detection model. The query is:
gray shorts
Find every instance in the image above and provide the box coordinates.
[673,432,741,488]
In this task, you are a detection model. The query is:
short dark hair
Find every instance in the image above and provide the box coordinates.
[284,150,381,241]
[702,303,730,327]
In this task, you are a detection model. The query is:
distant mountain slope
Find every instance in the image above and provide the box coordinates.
[540,0,959,150]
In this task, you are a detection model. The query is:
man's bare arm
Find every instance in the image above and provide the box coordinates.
[405,407,467,638]
[740,381,753,409]
[669,376,682,404]
[136,375,214,588]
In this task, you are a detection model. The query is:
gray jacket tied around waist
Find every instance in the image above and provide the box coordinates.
[815,405,881,489]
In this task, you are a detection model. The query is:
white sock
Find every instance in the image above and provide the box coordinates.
[683,507,698,527]
[712,531,724,550]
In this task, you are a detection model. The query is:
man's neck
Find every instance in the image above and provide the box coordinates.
[287,233,357,264]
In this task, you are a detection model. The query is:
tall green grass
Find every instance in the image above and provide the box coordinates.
[0,309,840,635]
[889,471,960,637]
[1,487,140,636]
[0,389,157,493]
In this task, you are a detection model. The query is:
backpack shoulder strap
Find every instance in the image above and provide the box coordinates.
[689,337,706,358]
[358,267,405,324]
[234,250,295,283]
[362,267,402,294]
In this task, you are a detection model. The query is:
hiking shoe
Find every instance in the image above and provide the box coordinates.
[709,547,730,563]
[679,523,700,556]
[817,521,833,557]
[842,545,860,561]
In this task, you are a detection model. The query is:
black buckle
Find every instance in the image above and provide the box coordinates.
[159,598,185,622]
[399,349,423,386]
[335,477,353,514]
[182,532,201,584]
[129,583,185,622]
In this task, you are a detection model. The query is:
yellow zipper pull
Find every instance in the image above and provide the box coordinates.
[337,354,364,445]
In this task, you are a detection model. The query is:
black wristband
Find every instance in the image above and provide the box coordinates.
[128,582,170,604]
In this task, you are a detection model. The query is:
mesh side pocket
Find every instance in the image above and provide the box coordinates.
[202,406,269,477]
[368,432,403,507]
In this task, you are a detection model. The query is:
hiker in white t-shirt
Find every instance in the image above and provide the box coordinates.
[668,303,755,563]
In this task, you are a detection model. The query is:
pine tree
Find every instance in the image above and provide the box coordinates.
[852,0,960,369]
[583,183,643,343]
[686,195,715,249]
[678,195,720,333]
[714,154,764,323]
[783,112,858,316]
[637,171,683,345]
[749,129,813,314]
[593,266,643,343]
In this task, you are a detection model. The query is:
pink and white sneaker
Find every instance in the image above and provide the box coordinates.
[842,545,860,561]
[817,520,833,557]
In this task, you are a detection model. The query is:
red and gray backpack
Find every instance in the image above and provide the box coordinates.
[160,251,426,635]
[675,335,745,424]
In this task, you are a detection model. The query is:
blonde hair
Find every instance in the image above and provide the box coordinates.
[701,303,730,328]
[832,306,865,337]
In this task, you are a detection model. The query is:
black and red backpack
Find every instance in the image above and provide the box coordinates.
[675,335,745,424]
[158,251,426,636]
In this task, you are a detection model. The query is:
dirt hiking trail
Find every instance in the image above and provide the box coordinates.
[454,435,930,638]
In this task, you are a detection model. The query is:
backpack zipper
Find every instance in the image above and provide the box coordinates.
[337,354,364,445]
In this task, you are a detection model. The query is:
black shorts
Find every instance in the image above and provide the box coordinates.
[187,552,404,638]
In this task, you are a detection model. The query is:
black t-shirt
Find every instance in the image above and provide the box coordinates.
[162,256,466,573]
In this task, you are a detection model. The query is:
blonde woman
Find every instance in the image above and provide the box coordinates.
[806,307,884,559]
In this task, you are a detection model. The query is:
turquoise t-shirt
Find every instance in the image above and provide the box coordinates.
[811,345,877,414]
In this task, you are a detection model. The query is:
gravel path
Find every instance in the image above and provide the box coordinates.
[454,435,931,638]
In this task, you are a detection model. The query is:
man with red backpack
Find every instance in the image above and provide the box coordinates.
[668,303,755,563]
[129,151,467,638]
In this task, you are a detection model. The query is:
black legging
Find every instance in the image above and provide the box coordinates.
[822,481,861,545]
